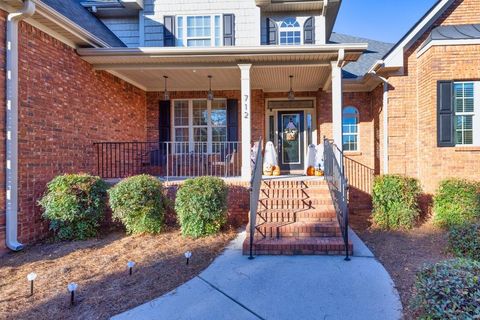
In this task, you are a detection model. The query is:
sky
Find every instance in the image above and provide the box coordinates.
[334,0,438,44]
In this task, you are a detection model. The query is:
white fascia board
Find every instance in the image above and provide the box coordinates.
[383,0,455,70]
[417,38,480,57]
[77,43,368,56]
[120,0,143,10]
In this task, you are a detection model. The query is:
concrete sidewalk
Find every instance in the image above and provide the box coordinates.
[112,230,402,320]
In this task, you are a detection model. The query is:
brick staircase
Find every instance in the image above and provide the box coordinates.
[242,178,353,256]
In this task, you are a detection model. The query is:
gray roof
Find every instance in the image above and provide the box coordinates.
[40,0,126,47]
[420,24,480,50]
[329,33,394,79]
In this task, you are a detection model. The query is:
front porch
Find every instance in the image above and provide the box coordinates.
[82,45,368,180]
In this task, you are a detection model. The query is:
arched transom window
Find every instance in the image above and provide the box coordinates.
[279,17,301,45]
[342,106,359,151]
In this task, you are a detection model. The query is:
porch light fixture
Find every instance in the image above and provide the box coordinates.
[207,75,214,101]
[163,76,170,101]
[288,75,295,101]
[27,272,37,296]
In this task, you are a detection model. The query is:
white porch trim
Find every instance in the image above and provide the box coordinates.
[331,59,343,155]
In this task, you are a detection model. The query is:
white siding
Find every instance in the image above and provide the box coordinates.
[101,17,140,47]
[143,0,261,47]
[260,13,326,45]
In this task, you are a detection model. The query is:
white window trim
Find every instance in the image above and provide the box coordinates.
[342,106,360,152]
[172,99,227,153]
[176,15,223,48]
[454,81,480,146]
[278,18,303,46]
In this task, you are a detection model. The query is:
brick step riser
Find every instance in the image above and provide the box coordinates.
[261,181,328,187]
[258,231,342,238]
[260,189,330,195]
[258,203,334,210]
[257,218,338,224]
[242,243,353,256]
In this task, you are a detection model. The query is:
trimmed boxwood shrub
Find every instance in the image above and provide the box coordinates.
[448,223,480,261]
[411,259,480,319]
[38,173,108,241]
[372,175,421,230]
[175,176,228,238]
[108,175,166,234]
[433,178,480,228]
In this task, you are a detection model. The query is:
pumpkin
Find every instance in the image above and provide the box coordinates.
[272,165,281,176]
[315,168,324,177]
[263,163,273,176]
[306,166,315,176]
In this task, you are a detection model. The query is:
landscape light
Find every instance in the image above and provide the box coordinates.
[67,282,78,306]
[27,272,37,296]
[127,261,135,276]
[184,251,192,265]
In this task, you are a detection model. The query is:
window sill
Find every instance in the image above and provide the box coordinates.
[344,151,362,156]
[454,146,480,152]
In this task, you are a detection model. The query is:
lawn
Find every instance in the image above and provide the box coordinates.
[0,227,236,320]
[350,212,451,320]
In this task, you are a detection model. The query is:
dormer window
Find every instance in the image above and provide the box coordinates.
[279,17,301,45]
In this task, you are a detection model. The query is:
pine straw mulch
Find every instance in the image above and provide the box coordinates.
[350,211,452,320]
[0,227,237,320]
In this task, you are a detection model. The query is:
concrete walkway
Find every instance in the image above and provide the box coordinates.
[112,230,402,320]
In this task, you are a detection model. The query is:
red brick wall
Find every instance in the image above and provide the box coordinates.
[386,0,480,193]
[0,21,147,249]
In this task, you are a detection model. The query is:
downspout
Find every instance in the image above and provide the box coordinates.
[368,62,389,174]
[5,0,36,251]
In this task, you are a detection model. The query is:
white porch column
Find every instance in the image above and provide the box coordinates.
[331,60,343,154]
[239,64,252,180]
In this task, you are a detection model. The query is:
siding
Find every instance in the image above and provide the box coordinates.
[101,16,140,47]
[143,0,261,47]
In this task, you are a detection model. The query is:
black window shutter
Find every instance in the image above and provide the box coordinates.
[164,16,175,47]
[304,17,315,44]
[159,100,171,142]
[266,18,278,45]
[437,81,455,147]
[223,14,235,46]
[227,99,238,142]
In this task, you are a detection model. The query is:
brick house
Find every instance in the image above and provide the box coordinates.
[1,0,479,253]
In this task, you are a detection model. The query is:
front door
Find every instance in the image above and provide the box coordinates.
[278,111,304,171]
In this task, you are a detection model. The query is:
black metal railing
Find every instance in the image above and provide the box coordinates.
[323,138,350,261]
[248,138,263,260]
[94,141,241,179]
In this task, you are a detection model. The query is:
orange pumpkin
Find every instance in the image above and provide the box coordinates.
[306,166,315,176]
[272,165,281,176]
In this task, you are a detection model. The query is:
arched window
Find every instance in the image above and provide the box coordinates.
[342,106,359,151]
[279,17,301,45]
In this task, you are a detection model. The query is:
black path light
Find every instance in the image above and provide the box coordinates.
[67,282,78,306]
[184,251,192,265]
[127,261,135,276]
[27,272,37,296]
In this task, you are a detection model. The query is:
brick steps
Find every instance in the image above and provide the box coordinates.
[243,237,353,256]
[255,221,342,238]
[243,178,352,256]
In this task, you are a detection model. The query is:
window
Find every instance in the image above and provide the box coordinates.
[173,99,227,153]
[454,82,475,145]
[342,106,359,151]
[176,15,222,47]
[279,17,301,45]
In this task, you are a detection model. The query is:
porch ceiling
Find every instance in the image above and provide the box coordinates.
[77,44,367,92]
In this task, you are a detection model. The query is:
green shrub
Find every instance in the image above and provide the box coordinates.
[108,175,166,234]
[38,174,108,241]
[448,223,480,261]
[411,259,480,319]
[372,175,421,230]
[433,178,480,228]
[175,176,228,238]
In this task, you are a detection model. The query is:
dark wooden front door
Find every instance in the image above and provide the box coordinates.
[278,111,304,171]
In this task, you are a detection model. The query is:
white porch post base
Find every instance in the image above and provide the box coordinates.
[239,64,252,180]
[331,61,343,159]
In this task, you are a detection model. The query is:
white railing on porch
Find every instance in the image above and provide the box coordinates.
[94,141,241,180]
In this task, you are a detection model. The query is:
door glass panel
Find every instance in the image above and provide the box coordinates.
[281,114,300,164]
